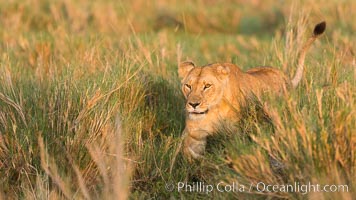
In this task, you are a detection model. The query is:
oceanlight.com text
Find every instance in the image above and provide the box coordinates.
[165,181,349,195]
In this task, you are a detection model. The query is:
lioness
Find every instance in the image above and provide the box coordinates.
[178,22,326,160]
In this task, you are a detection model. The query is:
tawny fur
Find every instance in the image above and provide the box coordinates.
[178,22,326,160]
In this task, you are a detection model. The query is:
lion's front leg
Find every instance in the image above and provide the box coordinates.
[182,129,208,161]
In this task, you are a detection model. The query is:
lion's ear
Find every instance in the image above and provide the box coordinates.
[178,61,195,80]
[216,65,230,79]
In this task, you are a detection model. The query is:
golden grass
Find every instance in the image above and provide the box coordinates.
[0,0,355,199]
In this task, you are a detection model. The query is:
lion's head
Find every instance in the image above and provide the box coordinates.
[178,61,230,120]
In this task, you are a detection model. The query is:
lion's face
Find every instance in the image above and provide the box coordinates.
[178,62,230,120]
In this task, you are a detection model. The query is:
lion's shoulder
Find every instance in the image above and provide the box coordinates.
[246,66,281,74]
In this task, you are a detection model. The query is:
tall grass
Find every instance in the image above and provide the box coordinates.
[0,0,355,199]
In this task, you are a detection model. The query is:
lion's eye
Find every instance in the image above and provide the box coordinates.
[204,84,212,90]
[185,84,192,90]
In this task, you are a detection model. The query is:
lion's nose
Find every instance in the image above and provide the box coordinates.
[188,102,200,109]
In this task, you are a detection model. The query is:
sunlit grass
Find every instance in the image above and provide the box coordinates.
[0,0,355,199]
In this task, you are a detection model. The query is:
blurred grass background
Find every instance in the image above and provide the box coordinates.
[0,0,355,199]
